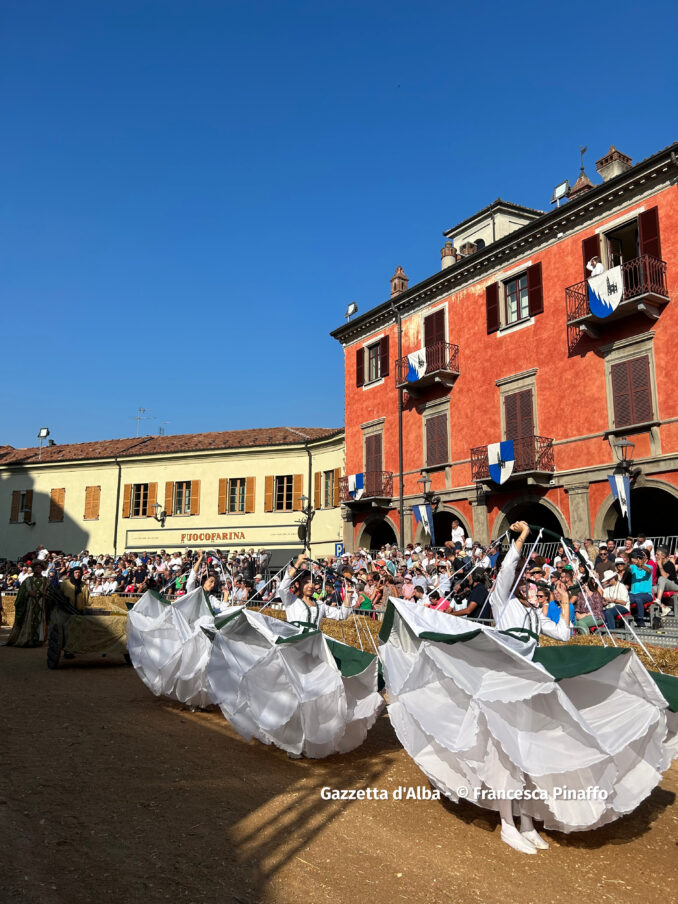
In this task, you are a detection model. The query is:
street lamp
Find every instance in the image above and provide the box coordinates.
[417,474,440,509]
[152,501,167,527]
[613,437,635,471]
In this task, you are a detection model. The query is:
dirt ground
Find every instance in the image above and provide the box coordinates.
[1,630,677,904]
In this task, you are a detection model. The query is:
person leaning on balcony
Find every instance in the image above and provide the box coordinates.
[586,255,604,276]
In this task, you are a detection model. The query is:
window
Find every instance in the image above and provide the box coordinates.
[132,484,149,517]
[356,336,389,386]
[228,478,246,513]
[423,308,446,348]
[174,481,192,515]
[504,273,529,324]
[48,488,66,522]
[10,490,33,524]
[425,413,449,467]
[610,355,654,428]
[486,263,543,334]
[275,475,294,511]
[323,470,335,508]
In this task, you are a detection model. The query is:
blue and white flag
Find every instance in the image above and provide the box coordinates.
[588,266,623,319]
[406,348,427,382]
[608,473,632,532]
[413,503,436,546]
[488,440,515,485]
[347,473,364,500]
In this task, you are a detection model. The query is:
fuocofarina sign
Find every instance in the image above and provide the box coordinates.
[124,524,300,549]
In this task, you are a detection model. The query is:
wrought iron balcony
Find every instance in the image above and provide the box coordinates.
[395,341,460,392]
[339,471,393,505]
[565,255,668,335]
[471,435,555,483]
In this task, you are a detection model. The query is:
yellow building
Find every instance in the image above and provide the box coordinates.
[0,427,345,564]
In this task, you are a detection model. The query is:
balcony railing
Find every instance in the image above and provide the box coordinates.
[339,471,393,504]
[565,255,668,325]
[471,435,555,482]
[395,341,460,388]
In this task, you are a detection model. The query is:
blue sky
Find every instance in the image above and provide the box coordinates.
[2,0,676,447]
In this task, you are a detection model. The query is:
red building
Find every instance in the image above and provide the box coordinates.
[331,143,678,550]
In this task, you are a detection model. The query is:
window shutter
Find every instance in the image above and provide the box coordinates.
[314,471,321,508]
[425,417,437,467]
[629,355,653,423]
[24,490,33,523]
[582,234,601,278]
[379,335,390,378]
[518,389,534,437]
[426,414,448,466]
[424,309,445,347]
[122,484,132,519]
[527,262,543,317]
[292,474,304,511]
[49,488,65,522]
[485,283,500,334]
[164,481,174,515]
[504,393,519,439]
[638,207,661,259]
[611,361,632,428]
[189,480,200,515]
[245,477,256,513]
[10,491,21,523]
[333,467,341,507]
[356,347,365,387]
[264,475,274,512]
[436,414,449,463]
[84,486,100,520]
[146,482,158,517]
[217,479,227,514]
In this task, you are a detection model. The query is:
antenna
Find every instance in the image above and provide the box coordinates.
[131,407,155,436]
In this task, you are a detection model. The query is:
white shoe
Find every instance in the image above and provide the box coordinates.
[501,825,538,854]
[660,605,672,617]
[521,829,549,850]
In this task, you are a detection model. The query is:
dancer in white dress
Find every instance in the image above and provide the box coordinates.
[278,554,357,625]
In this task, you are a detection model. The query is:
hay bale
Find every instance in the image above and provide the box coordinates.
[1,593,17,627]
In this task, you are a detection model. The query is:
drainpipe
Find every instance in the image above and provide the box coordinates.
[113,457,122,556]
[390,299,404,548]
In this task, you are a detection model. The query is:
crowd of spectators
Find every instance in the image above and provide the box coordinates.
[1,531,677,633]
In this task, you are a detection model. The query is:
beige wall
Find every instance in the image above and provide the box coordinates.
[0,434,345,560]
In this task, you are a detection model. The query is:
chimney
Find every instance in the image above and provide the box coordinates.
[595,145,632,182]
[390,266,409,297]
[440,241,457,269]
[568,167,594,200]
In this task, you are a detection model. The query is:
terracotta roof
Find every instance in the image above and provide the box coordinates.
[0,427,343,466]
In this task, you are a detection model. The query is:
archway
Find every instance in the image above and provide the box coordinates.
[493,495,569,540]
[595,481,678,538]
[356,515,399,551]
[432,508,471,546]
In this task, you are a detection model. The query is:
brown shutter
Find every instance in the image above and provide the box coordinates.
[629,355,653,423]
[264,475,274,512]
[218,478,227,515]
[424,309,445,347]
[84,486,100,520]
[122,484,132,518]
[333,467,341,507]
[49,488,65,522]
[504,393,519,440]
[245,477,256,513]
[379,335,390,378]
[356,347,365,387]
[638,207,661,259]
[24,490,33,523]
[527,262,543,317]
[365,433,383,474]
[611,361,632,428]
[486,283,500,334]
[10,490,21,523]
[292,474,304,511]
[426,414,449,466]
[164,481,174,515]
[189,480,200,515]
[504,390,534,439]
[146,482,158,517]
[426,417,438,467]
[582,234,601,278]
[314,471,322,508]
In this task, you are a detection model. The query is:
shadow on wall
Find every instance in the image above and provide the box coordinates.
[0,463,90,560]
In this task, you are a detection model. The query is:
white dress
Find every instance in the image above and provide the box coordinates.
[378,544,678,832]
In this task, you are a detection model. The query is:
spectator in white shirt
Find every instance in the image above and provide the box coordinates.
[450,519,465,547]
[587,256,604,276]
